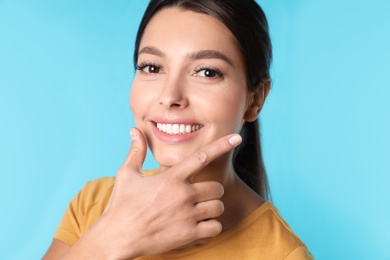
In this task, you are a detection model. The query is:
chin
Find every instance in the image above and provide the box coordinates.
[152,150,186,168]
[150,141,203,169]
[144,138,180,167]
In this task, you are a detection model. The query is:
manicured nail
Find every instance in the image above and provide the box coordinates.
[228,134,242,146]
[130,128,138,141]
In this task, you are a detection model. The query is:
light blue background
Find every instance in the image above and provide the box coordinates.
[0,0,389,259]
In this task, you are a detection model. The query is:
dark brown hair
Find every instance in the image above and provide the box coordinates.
[134,0,272,199]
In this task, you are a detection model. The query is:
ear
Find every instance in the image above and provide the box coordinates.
[244,79,271,122]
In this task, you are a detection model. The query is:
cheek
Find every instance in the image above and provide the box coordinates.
[130,90,146,129]
[129,87,137,113]
[208,91,248,132]
[220,90,248,115]
[129,83,148,119]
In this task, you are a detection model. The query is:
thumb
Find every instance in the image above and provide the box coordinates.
[104,128,146,214]
[122,127,147,174]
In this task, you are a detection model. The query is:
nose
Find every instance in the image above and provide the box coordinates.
[158,75,189,109]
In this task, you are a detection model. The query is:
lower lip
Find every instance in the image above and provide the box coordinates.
[151,123,202,143]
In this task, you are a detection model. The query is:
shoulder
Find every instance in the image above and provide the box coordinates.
[259,202,314,259]
[53,177,115,245]
[82,176,115,193]
[284,246,314,260]
[77,177,115,206]
[232,201,314,259]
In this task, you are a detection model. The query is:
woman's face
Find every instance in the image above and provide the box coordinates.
[130,7,254,168]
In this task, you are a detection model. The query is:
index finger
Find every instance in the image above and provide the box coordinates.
[170,134,242,181]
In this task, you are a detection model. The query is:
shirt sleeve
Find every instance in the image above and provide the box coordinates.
[52,177,115,246]
[53,186,84,246]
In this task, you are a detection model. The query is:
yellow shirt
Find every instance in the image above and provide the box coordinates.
[54,170,313,259]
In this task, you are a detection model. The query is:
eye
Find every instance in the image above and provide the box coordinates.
[194,67,223,78]
[136,63,161,74]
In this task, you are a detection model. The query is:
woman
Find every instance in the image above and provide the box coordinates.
[43,0,313,259]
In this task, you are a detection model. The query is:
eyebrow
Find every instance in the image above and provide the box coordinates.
[138,46,233,66]
[186,50,233,66]
[138,46,165,57]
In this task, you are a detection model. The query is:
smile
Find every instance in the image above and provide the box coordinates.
[156,123,203,135]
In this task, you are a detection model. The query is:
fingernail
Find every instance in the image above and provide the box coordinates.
[130,128,138,141]
[228,134,242,146]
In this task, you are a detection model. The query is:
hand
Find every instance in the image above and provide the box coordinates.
[63,128,242,259]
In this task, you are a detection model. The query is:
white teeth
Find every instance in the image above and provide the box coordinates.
[179,124,185,134]
[167,124,172,133]
[156,123,203,135]
[172,124,179,134]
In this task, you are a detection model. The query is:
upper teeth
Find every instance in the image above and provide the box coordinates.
[156,123,202,135]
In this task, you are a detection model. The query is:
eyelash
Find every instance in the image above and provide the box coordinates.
[136,62,161,73]
[194,66,223,78]
[136,63,223,78]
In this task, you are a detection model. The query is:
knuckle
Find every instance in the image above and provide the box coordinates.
[129,145,141,154]
[197,205,208,217]
[186,187,197,201]
[196,150,208,164]
[178,187,196,203]
[182,227,196,241]
[116,166,127,178]
[165,178,195,203]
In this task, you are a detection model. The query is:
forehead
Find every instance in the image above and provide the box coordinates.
[139,7,241,60]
